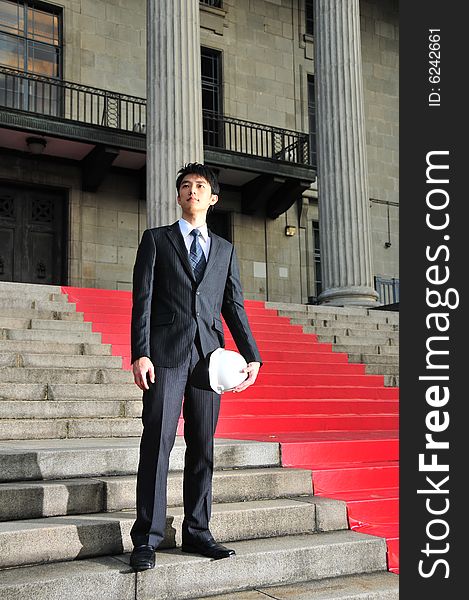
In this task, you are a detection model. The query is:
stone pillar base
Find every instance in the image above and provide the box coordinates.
[318,285,379,307]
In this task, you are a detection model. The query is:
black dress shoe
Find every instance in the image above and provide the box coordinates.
[181,536,236,560]
[129,544,156,571]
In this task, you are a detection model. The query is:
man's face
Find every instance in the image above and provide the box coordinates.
[177,174,218,217]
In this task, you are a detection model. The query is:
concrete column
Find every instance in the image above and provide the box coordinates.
[314,0,378,305]
[146,0,204,227]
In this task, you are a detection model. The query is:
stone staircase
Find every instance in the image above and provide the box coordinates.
[0,282,398,598]
[266,303,399,388]
[0,283,141,440]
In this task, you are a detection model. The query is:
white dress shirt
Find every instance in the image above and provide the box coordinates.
[178,218,211,261]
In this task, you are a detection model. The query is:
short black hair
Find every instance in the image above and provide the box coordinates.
[176,162,220,196]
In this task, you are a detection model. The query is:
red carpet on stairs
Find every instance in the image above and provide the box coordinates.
[61,286,400,574]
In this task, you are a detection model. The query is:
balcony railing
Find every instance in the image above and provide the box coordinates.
[200,0,222,7]
[1,66,311,166]
[375,276,400,305]
[203,110,311,166]
[0,66,146,133]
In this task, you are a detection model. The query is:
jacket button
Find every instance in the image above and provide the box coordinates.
[196,312,200,316]
[196,291,200,295]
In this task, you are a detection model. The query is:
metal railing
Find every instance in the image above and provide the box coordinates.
[1,66,311,166]
[0,66,146,133]
[375,276,400,305]
[203,110,311,165]
[200,0,222,7]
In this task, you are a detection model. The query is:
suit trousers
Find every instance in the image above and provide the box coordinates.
[130,339,221,549]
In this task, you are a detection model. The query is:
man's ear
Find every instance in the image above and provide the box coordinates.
[210,194,219,205]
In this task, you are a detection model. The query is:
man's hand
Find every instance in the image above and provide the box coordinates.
[132,357,156,391]
[232,361,261,393]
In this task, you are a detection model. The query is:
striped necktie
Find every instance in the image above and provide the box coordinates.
[189,229,207,283]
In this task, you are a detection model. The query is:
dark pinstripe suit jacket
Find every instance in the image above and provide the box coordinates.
[131,222,262,368]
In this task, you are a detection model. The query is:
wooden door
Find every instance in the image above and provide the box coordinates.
[0,183,66,284]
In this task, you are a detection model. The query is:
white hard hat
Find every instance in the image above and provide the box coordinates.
[208,348,248,394]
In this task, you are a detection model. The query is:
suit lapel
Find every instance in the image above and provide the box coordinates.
[202,231,221,281]
[166,222,196,282]
[166,223,222,284]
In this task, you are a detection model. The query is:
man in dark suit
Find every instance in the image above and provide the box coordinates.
[129,162,262,571]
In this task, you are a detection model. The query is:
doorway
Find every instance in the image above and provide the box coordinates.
[0,182,67,284]
[207,209,231,242]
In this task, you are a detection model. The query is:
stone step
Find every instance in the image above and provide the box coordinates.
[0,400,139,420]
[301,329,399,344]
[0,298,76,312]
[322,319,398,332]
[0,382,140,400]
[204,572,399,600]
[300,322,398,334]
[0,307,83,321]
[320,336,398,347]
[332,344,399,356]
[276,306,398,321]
[0,367,133,384]
[34,298,76,312]
[0,352,123,369]
[0,316,32,329]
[267,302,369,317]
[286,311,398,325]
[278,311,390,325]
[347,353,399,366]
[0,531,388,600]
[51,291,70,301]
[0,498,318,569]
[5,328,102,343]
[300,325,398,338]
[0,467,315,521]
[0,290,64,304]
[384,375,399,387]
[0,417,143,440]
[0,438,280,482]
[364,364,400,376]
[368,312,399,325]
[0,339,113,356]
[0,316,90,331]
[0,282,63,296]
[288,311,399,329]
[30,318,92,331]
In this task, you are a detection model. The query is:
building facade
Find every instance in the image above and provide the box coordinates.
[0,0,398,304]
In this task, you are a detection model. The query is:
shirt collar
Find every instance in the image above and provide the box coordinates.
[179,218,209,242]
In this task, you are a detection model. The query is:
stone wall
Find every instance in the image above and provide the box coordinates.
[76,174,145,290]
[59,0,146,97]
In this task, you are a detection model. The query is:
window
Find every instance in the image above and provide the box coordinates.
[307,75,317,168]
[312,220,322,298]
[201,46,222,147]
[0,0,61,75]
[0,0,62,114]
[305,0,314,36]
